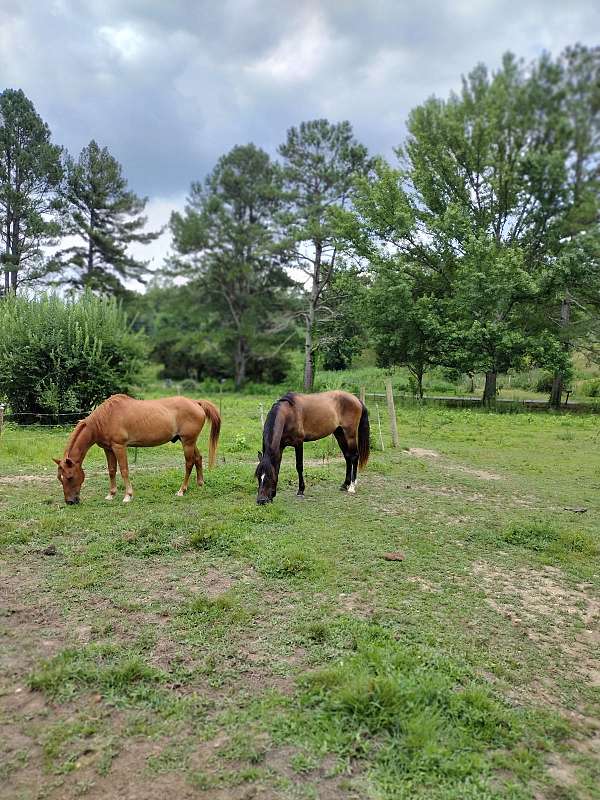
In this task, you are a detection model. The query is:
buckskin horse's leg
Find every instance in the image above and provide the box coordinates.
[104,448,117,500]
[344,430,359,494]
[334,428,352,491]
[177,440,196,496]
[112,444,133,503]
[295,443,305,497]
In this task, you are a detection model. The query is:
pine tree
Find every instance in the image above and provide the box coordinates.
[0,89,63,293]
[53,140,159,294]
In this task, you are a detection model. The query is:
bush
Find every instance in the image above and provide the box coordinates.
[180,377,198,393]
[534,372,555,394]
[581,379,600,398]
[0,292,147,416]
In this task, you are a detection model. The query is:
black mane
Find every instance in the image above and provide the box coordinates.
[261,393,296,460]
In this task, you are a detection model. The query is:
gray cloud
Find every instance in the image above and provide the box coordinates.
[1,0,599,266]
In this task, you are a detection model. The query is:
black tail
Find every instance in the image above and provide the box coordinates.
[358,402,370,469]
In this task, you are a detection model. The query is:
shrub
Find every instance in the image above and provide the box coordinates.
[581,379,600,398]
[0,292,147,416]
[534,372,555,394]
[180,377,198,393]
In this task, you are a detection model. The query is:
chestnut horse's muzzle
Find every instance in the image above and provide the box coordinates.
[65,497,80,505]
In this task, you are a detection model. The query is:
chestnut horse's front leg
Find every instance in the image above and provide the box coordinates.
[104,448,117,500]
[112,444,133,503]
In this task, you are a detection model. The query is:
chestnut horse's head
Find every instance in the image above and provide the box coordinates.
[53,457,85,504]
[255,451,277,505]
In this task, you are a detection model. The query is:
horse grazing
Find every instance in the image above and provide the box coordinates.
[255,391,369,505]
[54,394,221,505]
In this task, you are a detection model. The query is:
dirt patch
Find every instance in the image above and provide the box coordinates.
[405,576,441,593]
[407,448,440,459]
[406,448,502,481]
[0,473,55,485]
[472,561,600,688]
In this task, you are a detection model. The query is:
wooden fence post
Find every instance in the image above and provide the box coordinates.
[359,386,366,404]
[259,403,264,427]
[385,380,399,447]
[0,404,4,438]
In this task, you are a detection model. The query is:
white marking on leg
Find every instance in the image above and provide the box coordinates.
[348,481,356,494]
[105,493,115,501]
[123,494,133,504]
[176,489,185,497]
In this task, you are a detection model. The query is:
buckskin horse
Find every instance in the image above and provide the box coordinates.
[54,394,221,504]
[255,391,369,504]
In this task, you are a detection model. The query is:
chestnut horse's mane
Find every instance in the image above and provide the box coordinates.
[65,395,130,457]
[87,394,130,433]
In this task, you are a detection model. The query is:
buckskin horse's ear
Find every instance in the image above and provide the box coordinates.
[52,458,61,465]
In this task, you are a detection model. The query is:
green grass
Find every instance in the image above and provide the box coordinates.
[1,394,599,799]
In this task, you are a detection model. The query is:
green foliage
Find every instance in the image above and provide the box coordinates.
[170,144,300,388]
[28,644,166,702]
[0,89,63,290]
[279,119,372,389]
[318,268,368,370]
[298,621,565,797]
[503,520,598,556]
[48,140,159,295]
[0,292,147,415]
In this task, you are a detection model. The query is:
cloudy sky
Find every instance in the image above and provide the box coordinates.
[1,0,599,271]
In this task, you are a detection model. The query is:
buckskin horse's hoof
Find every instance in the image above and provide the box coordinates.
[339,484,349,492]
[296,493,305,499]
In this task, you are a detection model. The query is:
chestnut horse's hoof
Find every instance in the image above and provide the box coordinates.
[123,494,133,504]
[105,493,116,501]
[176,489,186,497]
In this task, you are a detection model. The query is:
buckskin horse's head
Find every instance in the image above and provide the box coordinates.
[53,457,85,505]
[255,451,277,505]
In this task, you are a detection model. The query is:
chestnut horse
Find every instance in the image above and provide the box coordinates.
[255,391,369,504]
[54,394,221,504]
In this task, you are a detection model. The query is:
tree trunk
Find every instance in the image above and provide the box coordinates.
[303,312,315,392]
[482,370,497,405]
[549,375,563,408]
[303,241,322,392]
[10,216,19,291]
[234,336,247,390]
[549,296,571,408]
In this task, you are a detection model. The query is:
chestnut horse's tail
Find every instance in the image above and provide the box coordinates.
[358,402,370,469]
[198,400,221,467]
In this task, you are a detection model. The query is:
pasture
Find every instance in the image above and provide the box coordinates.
[1,396,599,800]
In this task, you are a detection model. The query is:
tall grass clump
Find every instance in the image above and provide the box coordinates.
[0,292,147,415]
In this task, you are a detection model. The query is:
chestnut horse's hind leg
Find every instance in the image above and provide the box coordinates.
[194,447,204,486]
[295,444,305,497]
[177,439,198,496]
[104,448,117,500]
[334,428,352,491]
[112,444,133,503]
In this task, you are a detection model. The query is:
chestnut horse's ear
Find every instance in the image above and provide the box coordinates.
[65,457,74,467]
[257,451,262,460]
[52,457,61,465]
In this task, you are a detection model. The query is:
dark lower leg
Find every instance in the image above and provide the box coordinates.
[334,429,351,490]
[295,444,305,496]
